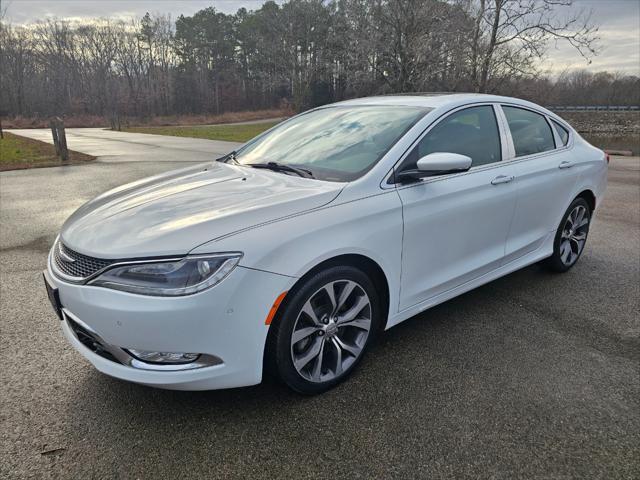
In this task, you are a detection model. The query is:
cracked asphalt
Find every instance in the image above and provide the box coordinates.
[0,130,638,479]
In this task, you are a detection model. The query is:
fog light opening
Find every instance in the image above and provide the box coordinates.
[126,349,200,365]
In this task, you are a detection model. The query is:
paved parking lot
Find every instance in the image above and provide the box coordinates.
[8,127,242,163]
[1,130,638,479]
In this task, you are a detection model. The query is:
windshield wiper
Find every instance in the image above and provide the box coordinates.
[249,162,315,178]
[216,151,238,164]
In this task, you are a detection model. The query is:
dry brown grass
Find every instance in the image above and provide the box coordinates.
[2,109,292,129]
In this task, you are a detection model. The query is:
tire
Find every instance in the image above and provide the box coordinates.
[543,197,591,273]
[267,265,381,395]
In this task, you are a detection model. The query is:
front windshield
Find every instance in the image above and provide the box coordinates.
[234,105,430,182]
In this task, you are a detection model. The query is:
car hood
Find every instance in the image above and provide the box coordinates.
[61,162,343,258]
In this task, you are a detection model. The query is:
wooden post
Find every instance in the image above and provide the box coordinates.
[111,111,121,131]
[50,119,61,156]
[55,117,69,162]
[0,110,6,140]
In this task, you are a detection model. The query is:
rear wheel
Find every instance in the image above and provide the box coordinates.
[268,265,381,394]
[543,197,591,272]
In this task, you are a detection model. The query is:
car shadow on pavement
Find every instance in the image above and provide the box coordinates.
[62,262,566,411]
[51,258,639,477]
[61,263,548,423]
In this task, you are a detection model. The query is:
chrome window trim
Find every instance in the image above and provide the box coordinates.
[381,102,510,188]
[503,146,568,166]
[548,117,572,149]
[393,156,517,192]
[494,103,515,159]
[547,115,563,149]
[497,103,575,162]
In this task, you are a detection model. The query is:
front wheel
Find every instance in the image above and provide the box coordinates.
[543,197,591,272]
[268,265,381,394]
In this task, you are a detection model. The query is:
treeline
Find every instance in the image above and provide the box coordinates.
[1,0,637,120]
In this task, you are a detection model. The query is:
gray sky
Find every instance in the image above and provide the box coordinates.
[540,0,640,74]
[4,0,639,75]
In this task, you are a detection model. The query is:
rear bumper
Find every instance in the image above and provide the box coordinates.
[48,254,293,391]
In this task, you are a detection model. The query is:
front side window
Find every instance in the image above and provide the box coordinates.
[400,105,502,172]
[503,106,555,157]
[551,119,570,146]
[234,105,429,182]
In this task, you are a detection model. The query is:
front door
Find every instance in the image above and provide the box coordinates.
[396,105,519,310]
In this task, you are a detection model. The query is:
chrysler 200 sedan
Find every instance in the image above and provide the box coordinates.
[44,94,607,394]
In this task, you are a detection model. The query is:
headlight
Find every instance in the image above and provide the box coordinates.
[89,253,242,296]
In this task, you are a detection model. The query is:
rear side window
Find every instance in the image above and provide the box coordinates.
[503,106,555,157]
[403,105,502,170]
[551,119,570,146]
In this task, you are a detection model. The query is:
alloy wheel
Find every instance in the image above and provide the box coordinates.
[560,204,589,266]
[290,280,372,383]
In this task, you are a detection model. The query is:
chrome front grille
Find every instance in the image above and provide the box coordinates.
[53,240,114,280]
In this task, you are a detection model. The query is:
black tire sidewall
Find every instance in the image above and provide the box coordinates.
[271,265,381,395]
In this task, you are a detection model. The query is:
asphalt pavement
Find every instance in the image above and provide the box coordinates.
[0,130,638,479]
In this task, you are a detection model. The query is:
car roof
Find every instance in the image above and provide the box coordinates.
[332,93,548,112]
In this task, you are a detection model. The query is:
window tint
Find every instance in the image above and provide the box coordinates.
[503,106,555,157]
[402,105,502,170]
[551,119,570,146]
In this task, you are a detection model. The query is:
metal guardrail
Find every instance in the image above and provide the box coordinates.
[549,105,640,111]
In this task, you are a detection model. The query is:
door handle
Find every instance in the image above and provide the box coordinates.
[491,175,514,185]
[558,160,574,169]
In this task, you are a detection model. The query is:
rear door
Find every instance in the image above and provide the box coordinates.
[395,104,519,310]
[499,105,579,263]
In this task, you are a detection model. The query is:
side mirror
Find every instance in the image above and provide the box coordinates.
[396,152,472,183]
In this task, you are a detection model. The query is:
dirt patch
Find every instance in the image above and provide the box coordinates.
[0,235,53,254]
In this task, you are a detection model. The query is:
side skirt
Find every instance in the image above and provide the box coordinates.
[385,231,554,329]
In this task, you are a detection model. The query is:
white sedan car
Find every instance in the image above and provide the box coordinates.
[44,94,607,394]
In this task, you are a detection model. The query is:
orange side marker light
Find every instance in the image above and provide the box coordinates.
[265,291,288,325]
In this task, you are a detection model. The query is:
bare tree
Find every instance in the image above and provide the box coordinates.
[468,0,599,92]
[1,0,634,122]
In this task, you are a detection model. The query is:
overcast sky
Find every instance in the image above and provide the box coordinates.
[4,0,639,75]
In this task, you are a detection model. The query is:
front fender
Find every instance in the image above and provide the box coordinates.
[191,190,404,317]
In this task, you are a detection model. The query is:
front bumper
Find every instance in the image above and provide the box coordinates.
[47,258,293,391]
